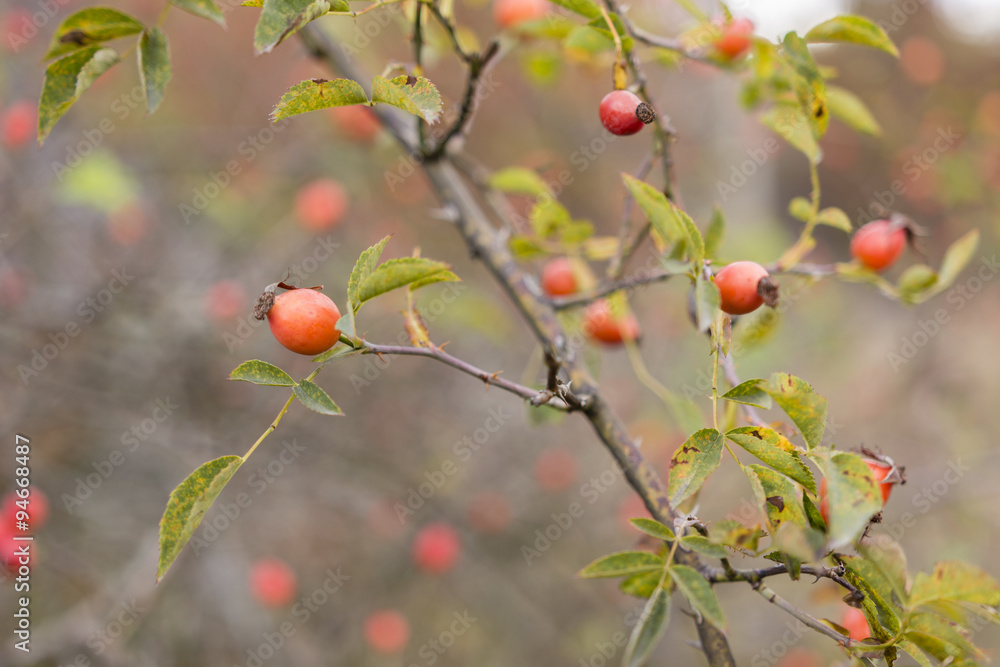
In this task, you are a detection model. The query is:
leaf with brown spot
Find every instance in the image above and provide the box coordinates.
[666,428,724,508]
[726,426,816,493]
[745,464,809,535]
[762,373,828,450]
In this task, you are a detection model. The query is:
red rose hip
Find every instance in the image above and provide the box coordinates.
[715,18,755,60]
[266,288,342,355]
[541,257,578,296]
[714,261,777,315]
[850,219,906,271]
[599,90,655,136]
[583,300,641,345]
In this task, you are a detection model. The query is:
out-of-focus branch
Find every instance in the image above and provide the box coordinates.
[550,268,675,310]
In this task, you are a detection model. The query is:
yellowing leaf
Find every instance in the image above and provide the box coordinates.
[158,456,243,581]
[271,78,369,121]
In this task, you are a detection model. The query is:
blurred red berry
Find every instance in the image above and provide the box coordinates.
[364,610,410,654]
[294,178,349,232]
[850,220,906,272]
[412,522,460,574]
[250,558,298,608]
[534,447,578,492]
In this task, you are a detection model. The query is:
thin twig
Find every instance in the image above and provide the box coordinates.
[706,563,864,603]
[551,268,674,310]
[753,581,852,646]
[425,41,502,160]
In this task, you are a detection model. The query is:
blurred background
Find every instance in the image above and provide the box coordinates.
[1,0,999,664]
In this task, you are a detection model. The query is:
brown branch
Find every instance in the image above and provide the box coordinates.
[298,23,736,667]
[353,339,581,410]
[753,581,852,647]
[706,562,864,603]
[551,268,675,310]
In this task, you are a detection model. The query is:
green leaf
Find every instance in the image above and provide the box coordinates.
[229,360,296,386]
[704,206,725,259]
[838,554,903,635]
[726,426,815,493]
[721,379,773,410]
[585,14,633,52]
[709,519,762,554]
[509,235,546,260]
[158,456,243,581]
[254,0,334,54]
[781,31,828,139]
[312,345,365,366]
[762,372,828,450]
[681,535,729,559]
[271,78,369,121]
[622,174,683,248]
[745,464,809,536]
[788,197,813,222]
[906,614,982,662]
[668,565,726,630]
[622,585,671,667]
[667,429,724,508]
[170,0,225,26]
[44,7,144,60]
[761,104,821,164]
[805,15,899,57]
[621,174,703,264]
[898,639,937,667]
[348,236,391,310]
[530,199,572,238]
[826,85,881,135]
[408,270,461,292]
[355,258,458,308]
[293,379,343,415]
[39,47,121,144]
[857,538,909,601]
[547,0,601,20]
[810,449,881,548]
[815,207,853,233]
[910,561,1000,610]
[898,264,939,304]
[578,551,664,579]
[935,229,980,292]
[138,29,171,114]
[629,517,675,542]
[371,75,443,124]
[488,167,552,198]
[620,570,661,599]
[693,271,720,333]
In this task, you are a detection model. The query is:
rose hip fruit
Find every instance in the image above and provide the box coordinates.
[583,300,640,345]
[250,558,298,608]
[715,18,755,60]
[850,219,906,271]
[294,178,349,232]
[541,257,578,296]
[494,0,549,28]
[364,610,410,654]
[266,288,342,355]
[714,261,777,315]
[412,522,460,574]
[599,90,655,136]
